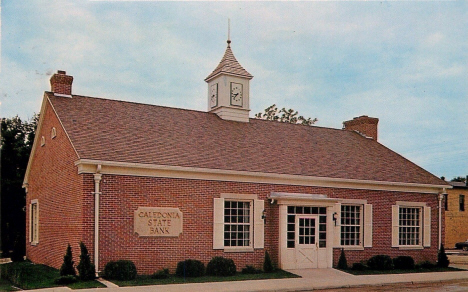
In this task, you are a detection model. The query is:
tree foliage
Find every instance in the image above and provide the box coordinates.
[77,242,96,280]
[255,104,317,126]
[60,243,76,276]
[1,114,38,258]
[451,176,466,183]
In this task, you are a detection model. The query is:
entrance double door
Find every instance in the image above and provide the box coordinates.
[295,215,319,269]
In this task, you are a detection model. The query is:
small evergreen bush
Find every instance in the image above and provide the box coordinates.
[351,263,366,271]
[175,259,205,277]
[263,251,274,273]
[151,268,170,279]
[77,242,96,281]
[393,256,415,270]
[60,244,76,276]
[242,265,262,274]
[103,260,137,281]
[54,275,77,285]
[367,255,393,270]
[206,257,236,276]
[337,248,348,270]
[437,244,450,268]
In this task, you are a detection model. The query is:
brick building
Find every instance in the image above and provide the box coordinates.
[24,40,450,274]
[444,178,468,249]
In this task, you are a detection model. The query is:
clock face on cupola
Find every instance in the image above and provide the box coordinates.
[204,38,253,123]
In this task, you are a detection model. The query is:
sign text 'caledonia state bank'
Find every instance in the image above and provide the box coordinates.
[134,207,183,237]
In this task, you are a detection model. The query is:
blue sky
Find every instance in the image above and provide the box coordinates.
[1,0,467,180]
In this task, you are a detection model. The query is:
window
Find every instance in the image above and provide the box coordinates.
[334,201,372,249]
[51,127,57,139]
[341,205,361,246]
[460,195,465,212]
[398,207,420,246]
[30,200,39,244]
[444,194,448,211]
[213,194,264,250]
[392,202,430,248]
[224,200,251,247]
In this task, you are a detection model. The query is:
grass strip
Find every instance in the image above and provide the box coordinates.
[341,267,463,275]
[0,261,105,290]
[111,270,299,287]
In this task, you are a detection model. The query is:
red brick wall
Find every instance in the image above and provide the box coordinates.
[92,174,440,274]
[25,97,84,269]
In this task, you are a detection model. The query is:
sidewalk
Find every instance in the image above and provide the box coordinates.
[28,267,468,292]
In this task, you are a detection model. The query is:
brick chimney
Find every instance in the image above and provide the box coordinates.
[50,70,73,96]
[343,115,379,141]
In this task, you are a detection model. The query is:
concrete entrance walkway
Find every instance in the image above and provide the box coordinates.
[24,268,468,292]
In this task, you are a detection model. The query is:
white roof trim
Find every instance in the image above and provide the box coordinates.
[74,159,450,194]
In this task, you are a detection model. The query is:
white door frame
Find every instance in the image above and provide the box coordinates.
[273,193,341,270]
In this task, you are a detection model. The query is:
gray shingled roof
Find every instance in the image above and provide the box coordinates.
[48,93,446,186]
[205,42,253,81]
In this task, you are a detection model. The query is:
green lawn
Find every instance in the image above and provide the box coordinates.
[341,266,463,275]
[0,261,105,290]
[111,270,299,287]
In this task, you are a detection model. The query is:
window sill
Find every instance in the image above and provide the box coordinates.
[397,246,424,250]
[223,247,254,253]
[336,246,364,251]
[30,241,39,246]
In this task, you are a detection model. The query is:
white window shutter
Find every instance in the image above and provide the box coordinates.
[254,200,265,249]
[36,202,39,242]
[392,205,399,247]
[213,198,224,249]
[29,203,32,243]
[333,203,341,247]
[423,206,431,247]
[364,204,373,247]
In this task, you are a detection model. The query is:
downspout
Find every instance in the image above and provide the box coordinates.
[93,165,102,276]
[438,189,446,250]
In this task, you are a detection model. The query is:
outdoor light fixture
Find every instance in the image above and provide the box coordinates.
[333,212,338,226]
[262,209,266,220]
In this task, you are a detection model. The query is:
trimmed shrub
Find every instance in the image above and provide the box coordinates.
[55,275,77,285]
[337,249,348,270]
[437,244,450,268]
[351,263,366,271]
[60,244,76,276]
[263,251,274,273]
[393,256,415,270]
[103,260,137,281]
[242,265,262,274]
[419,261,436,269]
[206,257,236,276]
[175,259,205,277]
[151,268,170,279]
[367,255,393,270]
[77,242,96,281]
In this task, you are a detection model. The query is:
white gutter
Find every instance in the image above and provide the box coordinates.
[438,190,446,250]
[74,159,451,195]
[93,165,102,275]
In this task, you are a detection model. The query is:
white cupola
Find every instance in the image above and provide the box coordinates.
[205,39,253,122]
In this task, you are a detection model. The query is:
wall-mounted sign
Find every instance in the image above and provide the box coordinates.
[134,207,183,237]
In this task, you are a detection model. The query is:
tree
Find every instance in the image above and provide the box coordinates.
[77,242,96,280]
[451,176,466,183]
[254,104,318,126]
[1,114,38,258]
[60,244,76,276]
[437,244,450,268]
[337,248,348,270]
